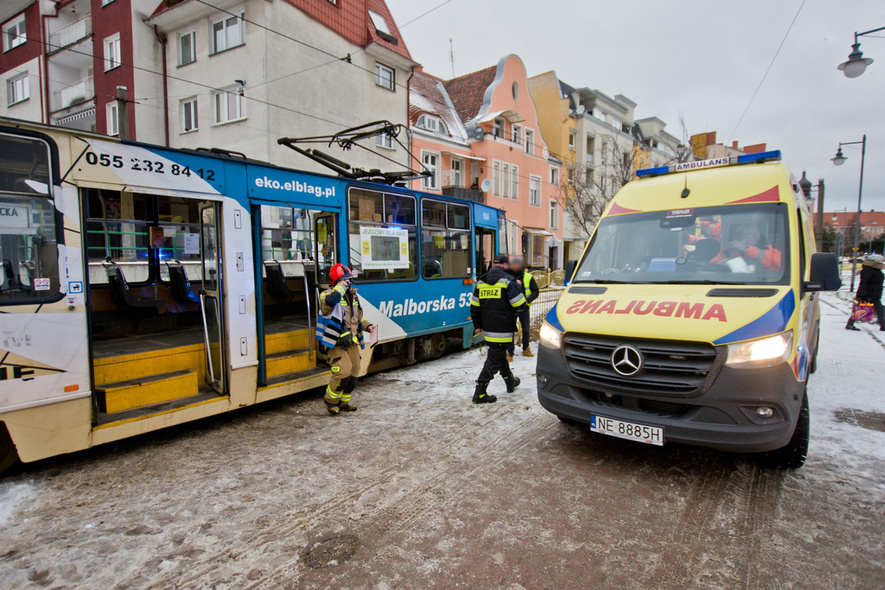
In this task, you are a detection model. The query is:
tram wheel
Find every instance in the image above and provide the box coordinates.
[0,425,19,475]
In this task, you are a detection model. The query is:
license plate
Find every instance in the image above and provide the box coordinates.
[590,415,664,446]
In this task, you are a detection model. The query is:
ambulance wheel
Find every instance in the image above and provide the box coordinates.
[759,390,809,469]
[0,425,19,475]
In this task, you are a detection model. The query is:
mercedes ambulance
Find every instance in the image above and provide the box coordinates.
[536,151,840,468]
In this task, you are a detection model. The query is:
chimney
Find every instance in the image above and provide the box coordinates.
[732,141,738,148]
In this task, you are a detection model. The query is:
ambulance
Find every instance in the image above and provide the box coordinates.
[536,151,840,468]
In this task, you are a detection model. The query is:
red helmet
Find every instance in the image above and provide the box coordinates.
[329,264,354,283]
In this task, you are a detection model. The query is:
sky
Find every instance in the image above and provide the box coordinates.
[386,0,885,214]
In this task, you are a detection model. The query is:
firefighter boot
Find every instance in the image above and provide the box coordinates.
[504,374,521,393]
[339,377,358,412]
[473,381,497,404]
[323,387,341,415]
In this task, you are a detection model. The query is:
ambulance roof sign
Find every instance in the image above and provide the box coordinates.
[636,150,782,179]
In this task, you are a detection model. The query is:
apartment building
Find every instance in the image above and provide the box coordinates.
[409,55,563,270]
[632,116,684,169]
[691,131,766,160]
[0,0,165,143]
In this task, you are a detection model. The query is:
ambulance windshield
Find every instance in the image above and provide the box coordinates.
[574,203,790,285]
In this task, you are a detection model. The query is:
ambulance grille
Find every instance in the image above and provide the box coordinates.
[562,334,720,396]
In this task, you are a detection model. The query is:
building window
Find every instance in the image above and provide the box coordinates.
[550,200,559,230]
[550,167,559,186]
[368,10,392,35]
[421,151,439,190]
[502,163,510,198]
[601,141,609,163]
[450,158,462,187]
[213,87,243,124]
[568,165,575,185]
[511,164,519,199]
[211,11,245,54]
[376,131,393,149]
[104,34,121,71]
[529,176,541,207]
[525,129,534,155]
[102,0,116,6]
[493,161,501,196]
[181,97,198,132]
[6,72,28,106]
[375,62,394,91]
[493,118,504,138]
[3,14,26,53]
[107,102,119,136]
[568,130,576,151]
[417,114,443,133]
[179,31,196,66]
[511,124,521,145]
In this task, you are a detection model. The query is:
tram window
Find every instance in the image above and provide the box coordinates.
[157,196,205,282]
[348,188,418,281]
[85,190,152,285]
[421,200,471,279]
[259,205,317,280]
[0,133,51,195]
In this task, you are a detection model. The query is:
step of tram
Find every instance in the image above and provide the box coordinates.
[93,343,207,385]
[265,328,312,355]
[96,369,199,413]
[265,348,314,379]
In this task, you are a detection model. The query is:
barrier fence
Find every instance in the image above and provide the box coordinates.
[526,287,565,341]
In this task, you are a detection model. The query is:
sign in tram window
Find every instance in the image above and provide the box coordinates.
[421,200,471,279]
[348,188,418,281]
[0,133,61,304]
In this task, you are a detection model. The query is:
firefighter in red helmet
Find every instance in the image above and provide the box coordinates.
[316,264,375,414]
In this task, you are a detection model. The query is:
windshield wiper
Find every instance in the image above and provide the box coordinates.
[655,279,746,285]
[575,279,631,284]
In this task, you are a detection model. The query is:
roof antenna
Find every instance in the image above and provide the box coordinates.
[449,38,455,78]
[681,175,690,198]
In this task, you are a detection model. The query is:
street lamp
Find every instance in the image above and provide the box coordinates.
[838,27,884,78]
[832,135,867,292]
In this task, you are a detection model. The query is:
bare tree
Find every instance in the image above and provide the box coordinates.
[554,133,640,239]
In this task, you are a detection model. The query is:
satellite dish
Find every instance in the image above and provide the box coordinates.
[576,105,586,115]
[480,178,492,193]
[473,126,484,141]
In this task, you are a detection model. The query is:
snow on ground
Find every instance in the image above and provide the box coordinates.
[0,483,35,526]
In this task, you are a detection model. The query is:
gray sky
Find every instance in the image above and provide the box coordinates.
[387,0,885,214]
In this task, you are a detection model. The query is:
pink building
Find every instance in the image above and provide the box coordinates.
[409,55,563,270]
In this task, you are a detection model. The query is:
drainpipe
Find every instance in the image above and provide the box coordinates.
[406,65,416,188]
[154,25,170,146]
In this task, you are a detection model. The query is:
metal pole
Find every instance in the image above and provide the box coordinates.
[850,135,866,292]
[815,179,825,251]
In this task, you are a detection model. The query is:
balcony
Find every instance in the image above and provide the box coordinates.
[52,77,94,112]
[48,16,92,52]
[441,169,483,202]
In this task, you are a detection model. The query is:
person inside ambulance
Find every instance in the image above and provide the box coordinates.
[710,222,782,272]
[316,264,376,415]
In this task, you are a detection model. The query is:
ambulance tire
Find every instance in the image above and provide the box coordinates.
[759,390,809,469]
[0,425,19,475]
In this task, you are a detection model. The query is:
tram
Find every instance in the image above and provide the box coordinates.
[0,118,505,472]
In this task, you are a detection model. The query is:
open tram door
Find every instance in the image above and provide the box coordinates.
[473,204,502,275]
[253,205,337,387]
[199,204,225,393]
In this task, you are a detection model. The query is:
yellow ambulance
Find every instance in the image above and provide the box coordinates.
[537,151,840,468]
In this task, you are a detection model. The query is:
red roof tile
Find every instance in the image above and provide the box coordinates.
[409,70,465,141]
[443,65,497,126]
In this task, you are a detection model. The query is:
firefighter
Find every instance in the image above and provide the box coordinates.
[471,254,527,404]
[506,256,539,360]
[316,264,376,415]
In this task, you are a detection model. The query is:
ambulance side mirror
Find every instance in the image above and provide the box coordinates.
[804,253,841,292]
[564,259,577,286]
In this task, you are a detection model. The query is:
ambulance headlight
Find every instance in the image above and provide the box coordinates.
[539,321,563,349]
[725,331,793,368]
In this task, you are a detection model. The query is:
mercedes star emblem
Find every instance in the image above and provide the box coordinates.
[611,345,643,376]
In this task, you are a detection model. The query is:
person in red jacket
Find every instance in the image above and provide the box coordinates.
[710,223,782,271]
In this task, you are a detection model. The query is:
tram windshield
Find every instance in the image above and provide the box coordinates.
[0,133,59,303]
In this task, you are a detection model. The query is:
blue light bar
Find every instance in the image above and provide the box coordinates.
[636,150,782,179]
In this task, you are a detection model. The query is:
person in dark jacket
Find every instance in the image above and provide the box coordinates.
[846,254,885,331]
[506,257,539,360]
[470,254,527,404]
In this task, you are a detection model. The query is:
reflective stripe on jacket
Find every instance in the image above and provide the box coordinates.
[316,284,366,349]
[522,271,540,307]
[471,266,527,344]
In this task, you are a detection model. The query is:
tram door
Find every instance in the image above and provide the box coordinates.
[314,213,337,287]
[200,204,225,393]
[475,227,496,275]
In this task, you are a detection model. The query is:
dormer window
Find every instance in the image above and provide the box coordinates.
[417,114,445,134]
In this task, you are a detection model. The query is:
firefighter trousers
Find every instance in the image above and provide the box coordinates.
[325,344,362,404]
[477,343,513,384]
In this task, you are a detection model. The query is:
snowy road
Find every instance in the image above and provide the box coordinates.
[1,291,883,589]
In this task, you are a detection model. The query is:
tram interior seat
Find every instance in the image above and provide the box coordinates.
[103,259,163,309]
[166,260,200,304]
[265,261,297,299]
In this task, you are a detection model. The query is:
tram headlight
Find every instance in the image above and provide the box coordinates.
[539,321,563,349]
[725,331,793,368]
